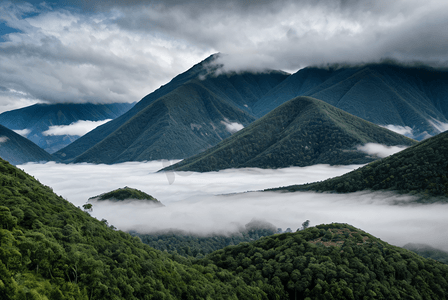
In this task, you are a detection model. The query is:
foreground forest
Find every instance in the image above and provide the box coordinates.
[2,157,448,299]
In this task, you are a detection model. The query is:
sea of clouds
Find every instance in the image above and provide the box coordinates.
[18,160,448,251]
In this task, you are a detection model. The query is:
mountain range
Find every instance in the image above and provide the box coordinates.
[0,102,134,154]
[163,96,416,172]
[52,57,448,165]
[53,55,288,163]
[2,56,448,167]
[273,130,448,200]
[253,63,448,140]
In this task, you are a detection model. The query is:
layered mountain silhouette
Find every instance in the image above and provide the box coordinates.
[54,55,288,163]
[253,63,448,139]
[0,124,55,164]
[163,96,416,172]
[0,102,134,153]
[274,130,448,199]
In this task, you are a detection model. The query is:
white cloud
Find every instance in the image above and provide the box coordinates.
[17,161,448,252]
[357,143,408,158]
[42,119,112,136]
[221,119,244,133]
[380,124,414,137]
[0,136,9,143]
[13,128,31,137]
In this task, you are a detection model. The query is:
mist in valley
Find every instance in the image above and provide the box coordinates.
[18,160,448,252]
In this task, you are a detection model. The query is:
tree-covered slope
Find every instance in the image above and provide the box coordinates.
[163,96,416,172]
[0,157,268,299]
[254,63,448,139]
[0,102,134,153]
[203,223,448,300]
[0,125,55,165]
[273,130,448,199]
[54,55,288,163]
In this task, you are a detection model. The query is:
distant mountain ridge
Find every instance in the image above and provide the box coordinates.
[54,55,289,163]
[163,96,416,172]
[0,124,55,164]
[0,102,134,153]
[272,130,448,200]
[253,63,448,139]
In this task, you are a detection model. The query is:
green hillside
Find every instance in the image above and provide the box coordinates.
[272,130,448,199]
[0,157,266,299]
[254,63,448,140]
[203,223,448,299]
[0,125,55,165]
[54,55,288,163]
[2,157,448,299]
[163,97,416,172]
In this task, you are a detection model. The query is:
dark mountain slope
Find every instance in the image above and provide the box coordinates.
[72,81,258,163]
[163,96,416,172]
[0,102,134,153]
[52,56,219,162]
[0,157,266,299]
[204,223,448,300]
[254,64,448,139]
[0,125,54,164]
[273,130,448,199]
[55,55,288,163]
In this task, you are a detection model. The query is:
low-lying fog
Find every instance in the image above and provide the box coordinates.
[18,161,448,251]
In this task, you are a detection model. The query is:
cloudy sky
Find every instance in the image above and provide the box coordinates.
[1,0,448,113]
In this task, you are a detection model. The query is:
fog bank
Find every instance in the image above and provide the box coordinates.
[18,161,448,251]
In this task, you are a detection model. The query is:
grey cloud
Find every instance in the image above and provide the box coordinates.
[0,2,212,105]
[111,0,448,72]
[2,0,448,107]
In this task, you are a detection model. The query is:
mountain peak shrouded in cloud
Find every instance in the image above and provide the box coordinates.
[53,56,288,163]
[2,0,448,112]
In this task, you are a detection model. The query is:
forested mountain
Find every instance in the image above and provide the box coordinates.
[253,63,448,140]
[2,157,448,299]
[202,223,448,299]
[273,130,448,199]
[0,102,134,153]
[0,125,55,165]
[0,157,266,299]
[53,55,288,163]
[163,97,416,172]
